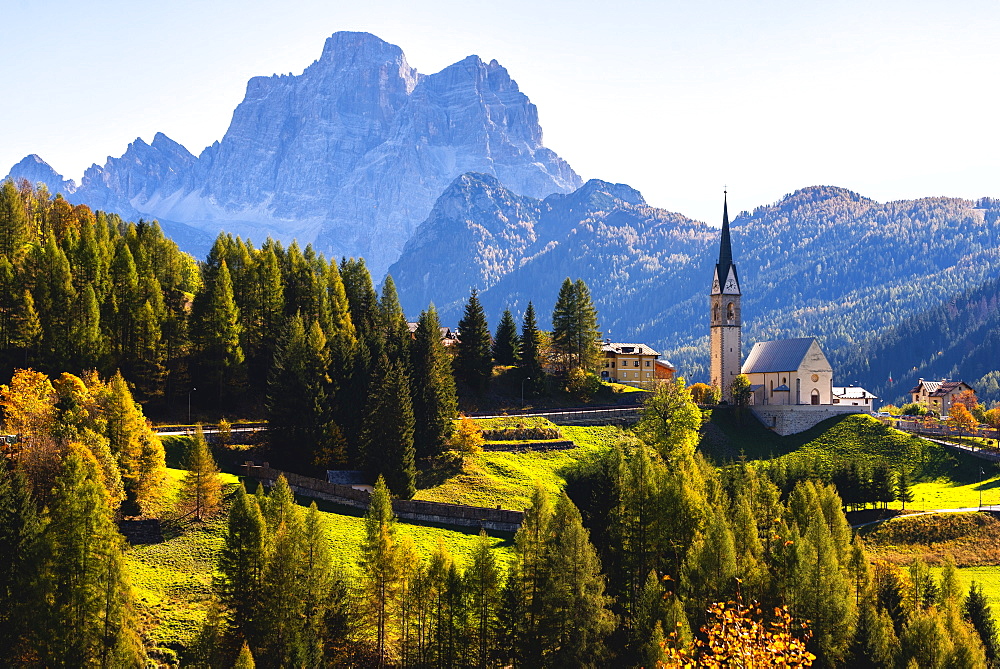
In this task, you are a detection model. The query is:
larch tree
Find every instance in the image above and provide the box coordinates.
[538,491,614,668]
[0,462,44,660]
[410,306,458,460]
[455,288,492,394]
[465,530,501,668]
[360,476,401,665]
[38,444,146,667]
[177,424,223,521]
[216,483,270,652]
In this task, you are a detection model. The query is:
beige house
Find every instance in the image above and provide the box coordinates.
[742,338,834,406]
[908,379,975,416]
[601,343,659,384]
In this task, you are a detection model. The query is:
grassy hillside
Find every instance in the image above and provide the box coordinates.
[126,468,515,659]
[701,409,995,483]
[415,424,620,509]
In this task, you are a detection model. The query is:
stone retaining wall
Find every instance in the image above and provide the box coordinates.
[750,405,869,436]
[241,464,523,532]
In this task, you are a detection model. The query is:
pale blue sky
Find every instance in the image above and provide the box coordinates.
[2,0,998,225]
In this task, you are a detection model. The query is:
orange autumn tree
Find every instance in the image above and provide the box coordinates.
[948,403,978,437]
[659,600,815,667]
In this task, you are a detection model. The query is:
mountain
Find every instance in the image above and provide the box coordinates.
[6,155,77,194]
[836,273,1000,407]
[394,182,1000,392]
[5,32,580,276]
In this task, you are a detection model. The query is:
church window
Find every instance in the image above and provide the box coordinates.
[713,304,720,322]
[782,377,786,385]
[811,389,820,405]
[727,302,735,320]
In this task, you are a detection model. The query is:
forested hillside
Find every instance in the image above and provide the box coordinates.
[836,272,1000,407]
[396,181,1000,389]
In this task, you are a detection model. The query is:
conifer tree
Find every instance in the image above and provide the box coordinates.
[492,308,520,366]
[177,424,223,521]
[465,530,501,668]
[360,476,400,665]
[0,463,43,658]
[965,582,999,665]
[340,257,379,344]
[234,641,256,669]
[538,490,614,667]
[551,277,601,376]
[362,358,416,498]
[69,284,104,371]
[39,444,146,667]
[379,275,411,364]
[260,480,309,667]
[217,483,269,650]
[455,288,492,394]
[266,315,332,473]
[509,483,553,666]
[517,301,545,396]
[0,179,30,258]
[203,260,245,402]
[410,306,458,460]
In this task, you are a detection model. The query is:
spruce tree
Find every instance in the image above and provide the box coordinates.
[517,301,545,396]
[455,288,492,394]
[362,358,417,499]
[410,306,458,460]
[0,179,30,258]
[0,463,43,658]
[203,260,245,403]
[510,483,553,666]
[340,257,379,343]
[217,483,270,651]
[965,582,999,665]
[551,278,601,376]
[177,424,223,521]
[492,308,520,366]
[39,444,146,667]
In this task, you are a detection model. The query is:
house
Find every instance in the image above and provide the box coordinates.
[832,386,878,408]
[654,359,676,381]
[406,322,460,346]
[908,379,976,416]
[742,338,834,406]
[601,342,660,384]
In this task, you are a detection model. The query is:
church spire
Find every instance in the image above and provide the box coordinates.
[717,190,733,278]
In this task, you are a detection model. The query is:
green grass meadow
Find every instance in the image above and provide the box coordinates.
[127,468,514,657]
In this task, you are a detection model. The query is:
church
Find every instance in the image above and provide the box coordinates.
[709,193,873,435]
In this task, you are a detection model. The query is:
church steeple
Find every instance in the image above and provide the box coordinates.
[710,190,742,400]
[712,190,740,295]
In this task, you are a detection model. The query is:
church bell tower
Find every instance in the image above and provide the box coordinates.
[710,191,742,401]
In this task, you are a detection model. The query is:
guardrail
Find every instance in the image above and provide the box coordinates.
[474,406,642,425]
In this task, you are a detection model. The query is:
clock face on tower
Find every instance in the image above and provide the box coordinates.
[712,278,720,292]
[724,277,738,293]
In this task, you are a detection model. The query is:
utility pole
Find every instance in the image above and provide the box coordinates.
[188,387,197,424]
[521,377,531,410]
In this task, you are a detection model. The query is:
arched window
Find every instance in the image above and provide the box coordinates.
[727,302,735,320]
[713,304,720,322]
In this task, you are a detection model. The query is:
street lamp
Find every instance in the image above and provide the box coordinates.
[521,377,531,410]
[188,387,197,424]
[980,468,985,510]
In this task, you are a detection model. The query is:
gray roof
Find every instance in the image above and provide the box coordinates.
[742,338,816,374]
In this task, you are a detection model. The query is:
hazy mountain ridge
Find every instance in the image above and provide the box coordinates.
[6,31,580,276]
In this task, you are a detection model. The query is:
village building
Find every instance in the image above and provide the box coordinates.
[832,386,878,408]
[908,379,976,416]
[708,193,871,435]
[601,342,661,384]
[654,359,676,381]
[742,338,834,406]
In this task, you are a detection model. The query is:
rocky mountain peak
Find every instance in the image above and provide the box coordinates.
[5,154,76,194]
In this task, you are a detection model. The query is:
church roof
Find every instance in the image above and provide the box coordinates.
[742,338,817,374]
